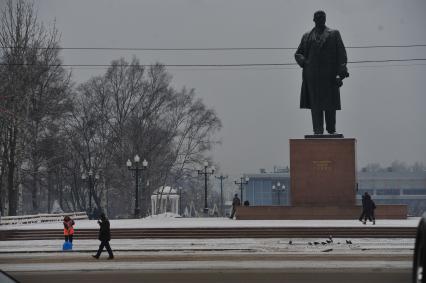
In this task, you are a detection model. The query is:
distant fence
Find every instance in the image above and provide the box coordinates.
[0,212,88,226]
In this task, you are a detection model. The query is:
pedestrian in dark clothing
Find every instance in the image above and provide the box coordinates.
[358,192,367,222]
[371,198,376,225]
[363,193,376,225]
[92,213,114,259]
[229,194,241,219]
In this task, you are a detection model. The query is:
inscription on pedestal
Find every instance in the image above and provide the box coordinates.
[312,160,333,172]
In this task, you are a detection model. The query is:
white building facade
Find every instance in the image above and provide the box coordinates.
[151,186,180,215]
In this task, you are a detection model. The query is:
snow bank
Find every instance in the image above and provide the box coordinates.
[0,216,420,230]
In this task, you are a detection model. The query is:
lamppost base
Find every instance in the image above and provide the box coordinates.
[87,210,92,220]
[134,208,141,218]
[203,208,209,215]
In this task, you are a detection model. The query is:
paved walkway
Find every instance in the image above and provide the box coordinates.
[10,269,412,283]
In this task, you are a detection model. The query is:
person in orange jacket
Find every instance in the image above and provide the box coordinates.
[63,216,75,243]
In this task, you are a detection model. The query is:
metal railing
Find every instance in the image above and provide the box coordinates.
[0,212,88,226]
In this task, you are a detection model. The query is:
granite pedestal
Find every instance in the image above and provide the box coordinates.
[290,138,356,207]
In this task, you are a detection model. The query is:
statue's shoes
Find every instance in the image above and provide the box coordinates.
[327,132,344,138]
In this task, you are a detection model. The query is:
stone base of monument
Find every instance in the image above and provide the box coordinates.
[291,138,357,207]
[304,133,344,139]
[236,137,407,220]
[235,205,407,220]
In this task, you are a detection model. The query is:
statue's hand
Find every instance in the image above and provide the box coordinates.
[336,76,343,87]
[339,67,349,79]
[340,70,349,79]
[295,54,305,67]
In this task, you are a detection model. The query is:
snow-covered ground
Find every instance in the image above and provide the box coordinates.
[0,215,421,230]
[0,216,417,272]
[0,237,415,253]
[0,237,415,272]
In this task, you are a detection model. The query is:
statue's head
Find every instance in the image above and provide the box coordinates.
[313,10,326,28]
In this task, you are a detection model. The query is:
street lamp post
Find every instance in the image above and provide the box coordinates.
[145,180,150,215]
[272,182,286,205]
[198,161,215,215]
[215,174,228,217]
[127,155,148,218]
[82,169,100,219]
[235,177,249,203]
[178,187,183,216]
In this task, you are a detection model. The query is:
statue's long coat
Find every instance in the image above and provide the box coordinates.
[295,27,348,110]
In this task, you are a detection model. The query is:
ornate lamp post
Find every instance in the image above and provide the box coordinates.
[235,176,249,203]
[272,182,286,205]
[198,161,215,215]
[215,174,228,216]
[82,169,100,219]
[127,155,148,218]
[178,186,183,216]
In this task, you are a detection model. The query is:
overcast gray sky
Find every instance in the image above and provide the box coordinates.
[36,0,426,181]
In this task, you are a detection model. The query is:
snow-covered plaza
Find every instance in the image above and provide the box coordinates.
[0,214,420,230]
[0,216,419,274]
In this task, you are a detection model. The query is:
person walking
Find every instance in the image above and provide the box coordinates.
[229,194,241,219]
[63,216,75,243]
[363,193,376,225]
[358,192,367,222]
[371,197,377,225]
[92,213,114,259]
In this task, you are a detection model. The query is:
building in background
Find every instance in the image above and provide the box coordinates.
[244,166,290,206]
[244,167,426,216]
[357,170,426,216]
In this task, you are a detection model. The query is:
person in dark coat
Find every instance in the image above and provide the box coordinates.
[92,213,114,259]
[295,10,349,135]
[362,193,376,225]
[229,194,241,219]
[358,192,367,222]
[371,198,376,225]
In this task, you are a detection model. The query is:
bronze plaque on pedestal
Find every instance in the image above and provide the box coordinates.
[290,138,357,207]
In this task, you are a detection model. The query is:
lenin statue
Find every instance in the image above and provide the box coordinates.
[295,11,349,135]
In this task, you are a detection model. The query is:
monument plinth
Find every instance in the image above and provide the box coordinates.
[236,137,407,220]
[290,138,356,207]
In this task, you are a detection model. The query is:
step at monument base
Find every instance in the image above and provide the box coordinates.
[236,205,407,220]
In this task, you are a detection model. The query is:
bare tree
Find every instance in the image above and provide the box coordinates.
[65,59,221,217]
[0,0,41,215]
[0,0,71,214]
[0,1,221,218]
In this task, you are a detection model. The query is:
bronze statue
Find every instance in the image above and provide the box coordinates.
[295,10,349,135]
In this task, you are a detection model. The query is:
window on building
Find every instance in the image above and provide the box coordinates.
[376,189,400,195]
[253,180,263,205]
[262,180,272,205]
[403,189,426,195]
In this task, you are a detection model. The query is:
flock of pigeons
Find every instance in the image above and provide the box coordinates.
[287,235,353,246]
